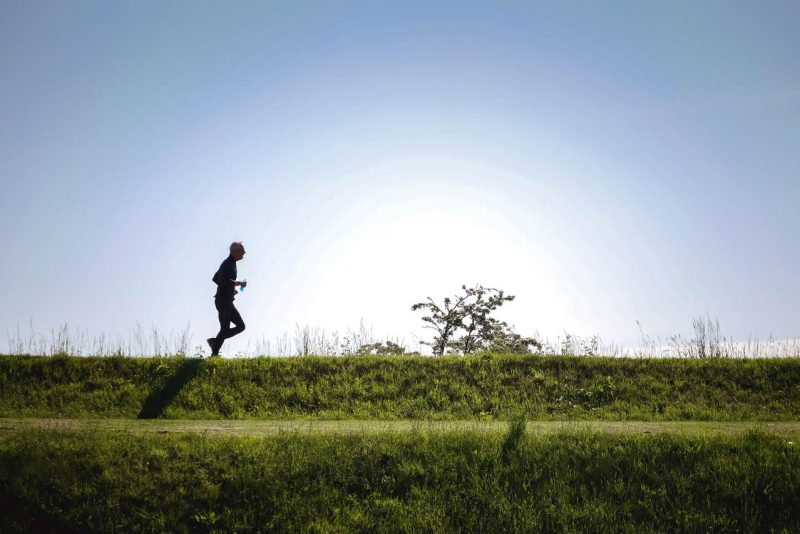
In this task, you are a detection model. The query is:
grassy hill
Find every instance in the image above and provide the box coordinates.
[2,353,799,420]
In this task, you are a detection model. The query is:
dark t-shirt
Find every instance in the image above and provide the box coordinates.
[212,256,237,301]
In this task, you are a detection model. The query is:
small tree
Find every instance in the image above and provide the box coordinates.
[355,340,409,356]
[484,322,542,354]
[413,284,536,356]
[450,285,515,355]
[411,291,471,356]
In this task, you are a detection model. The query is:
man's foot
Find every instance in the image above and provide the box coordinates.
[206,338,219,356]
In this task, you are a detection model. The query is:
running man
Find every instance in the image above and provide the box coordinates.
[207,241,247,356]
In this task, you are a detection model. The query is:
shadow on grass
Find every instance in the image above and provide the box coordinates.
[138,358,203,419]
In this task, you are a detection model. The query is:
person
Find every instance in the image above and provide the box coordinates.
[207,241,247,356]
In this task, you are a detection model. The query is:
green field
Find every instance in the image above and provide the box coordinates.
[2,354,799,532]
[2,425,799,532]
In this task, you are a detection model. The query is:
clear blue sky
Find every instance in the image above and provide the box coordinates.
[2,1,799,353]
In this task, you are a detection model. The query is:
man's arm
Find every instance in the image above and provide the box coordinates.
[224,262,247,288]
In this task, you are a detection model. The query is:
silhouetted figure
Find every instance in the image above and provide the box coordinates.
[207,241,247,356]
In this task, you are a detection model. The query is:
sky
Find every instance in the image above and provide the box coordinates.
[1,1,799,355]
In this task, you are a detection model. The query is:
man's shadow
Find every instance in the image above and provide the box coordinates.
[138,358,203,419]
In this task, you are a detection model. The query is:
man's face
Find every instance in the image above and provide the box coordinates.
[232,245,246,261]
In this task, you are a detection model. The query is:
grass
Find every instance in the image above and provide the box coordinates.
[2,353,800,420]
[1,425,799,532]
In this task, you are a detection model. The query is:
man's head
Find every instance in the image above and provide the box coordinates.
[230,241,246,261]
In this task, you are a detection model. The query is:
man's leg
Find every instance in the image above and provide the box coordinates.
[227,304,246,338]
[213,301,245,354]
[212,301,232,354]
[209,300,225,355]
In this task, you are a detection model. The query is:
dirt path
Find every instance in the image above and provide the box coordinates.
[1,418,799,437]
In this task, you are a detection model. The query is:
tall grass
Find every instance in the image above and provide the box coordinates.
[251,320,417,357]
[631,315,800,358]
[4,320,415,358]
[5,321,194,357]
[5,316,799,358]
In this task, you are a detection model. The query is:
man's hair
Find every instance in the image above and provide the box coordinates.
[230,241,244,252]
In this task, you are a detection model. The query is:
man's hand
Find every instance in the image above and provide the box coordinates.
[235,280,247,287]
